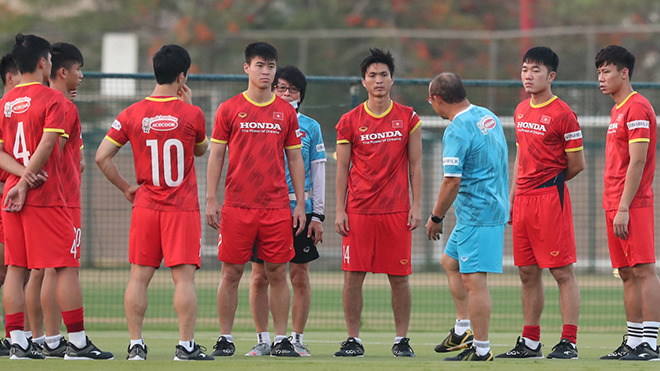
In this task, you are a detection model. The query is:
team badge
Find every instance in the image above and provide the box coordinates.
[142,115,178,133]
[517,114,524,119]
[550,251,559,257]
[392,120,403,129]
[273,112,283,120]
[540,115,552,125]
[4,97,31,118]
[616,113,624,123]
[476,115,496,135]
[359,126,368,132]
[238,112,247,118]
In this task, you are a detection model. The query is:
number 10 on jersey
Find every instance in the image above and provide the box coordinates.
[146,139,184,187]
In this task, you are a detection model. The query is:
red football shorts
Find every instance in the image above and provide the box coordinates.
[67,207,82,259]
[3,206,78,269]
[512,186,576,268]
[218,206,294,264]
[129,207,202,269]
[606,207,655,268]
[341,212,412,276]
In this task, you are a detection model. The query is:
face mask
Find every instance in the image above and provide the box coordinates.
[289,100,299,110]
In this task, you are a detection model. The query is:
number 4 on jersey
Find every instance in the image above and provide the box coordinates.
[13,122,31,166]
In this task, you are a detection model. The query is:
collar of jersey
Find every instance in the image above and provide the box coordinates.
[529,95,558,108]
[146,96,178,102]
[452,104,474,121]
[242,91,275,107]
[363,100,393,118]
[616,91,637,109]
[15,82,41,88]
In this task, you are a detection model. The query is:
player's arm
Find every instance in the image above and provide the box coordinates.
[95,139,140,203]
[80,148,86,173]
[58,135,68,152]
[0,146,47,189]
[205,141,226,229]
[194,137,208,157]
[309,159,326,244]
[286,147,306,236]
[565,150,585,181]
[426,176,461,241]
[612,141,649,240]
[3,132,60,212]
[509,148,519,224]
[335,143,351,237]
[408,126,423,231]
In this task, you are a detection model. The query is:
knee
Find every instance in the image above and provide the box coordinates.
[550,266,576,286]
[441,255,458,273]
[289,269,309,290]
[632,264,658,282]
[251,271,270,289]
[618,267,635,283]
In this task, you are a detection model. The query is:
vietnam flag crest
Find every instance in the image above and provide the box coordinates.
[392,120,403,129]
[540,115,552,125]
[273,112,283,120]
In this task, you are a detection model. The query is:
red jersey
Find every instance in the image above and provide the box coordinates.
[212,92,301,209]
[105,96,206,211]
[336,100,422,214]
[0,82,68,207]
[514,96,583,195]
[603,92,656,211]
[61,99,83,208]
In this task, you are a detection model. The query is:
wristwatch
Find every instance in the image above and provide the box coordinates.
[311,213,325,222]
[431,214,444,223]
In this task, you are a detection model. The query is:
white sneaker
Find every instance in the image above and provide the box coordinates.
[245,342,271,356]
[293,341,311,356]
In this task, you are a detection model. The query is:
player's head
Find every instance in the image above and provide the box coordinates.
[360,48,395,98]
[244,42,278,66]
[273,65,307,109]
[428,72,467,119]
[521,46,557,95]
[11,33,52,81]
[50,43,84,99]
[1,53,22,91]
[595,45,635,79]
[360,48,394,78]
[153,44,191,85]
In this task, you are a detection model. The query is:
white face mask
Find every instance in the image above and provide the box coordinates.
[289,100,299,110]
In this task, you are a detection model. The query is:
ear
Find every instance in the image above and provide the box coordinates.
[361,78,366,88]
[622,68,630,80]
[58,67,67,80]
[38,57,47,69]
[244,62,250,74]
[548,71,556,83]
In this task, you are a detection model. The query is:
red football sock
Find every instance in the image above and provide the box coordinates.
[522,325,541,341]
[5,312,25,333]
[562,324,577,344]
[62,307,85,333]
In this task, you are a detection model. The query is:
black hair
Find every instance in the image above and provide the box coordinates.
[1,53,19,86]
[429,73,467,104]
[360,48,395,78]
[10,33,51,74]
[152,44,191,85]
[50,42,84,80]
[523,46,559,73]
[244,42,278,65]
[274,65,307,106]
[595,45,636,79]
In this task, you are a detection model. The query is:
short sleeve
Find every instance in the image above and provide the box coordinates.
[194,108,207,145]
[308,121,326,162]
[211,102,230,144]
[105,110,129,147]
[560,111,583,152]
[626,102,653,144]
[442,125,470,177]
[336,115,352,144]
[409,110,422,135]
[284,111,302,149]
[43,95,67,135]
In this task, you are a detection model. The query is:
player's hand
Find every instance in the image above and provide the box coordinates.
[335,211,350,237]
[407,208,421,231]
[123,184,141,204]
[293,204,306,236]
[24,169,48,189]
[205,198,222,230]
[425,215,443,241]
[309,220,323,245]
[178,84,192,105]
[613,210,629,240]
[3,180,28,212]
[508,199,514,225]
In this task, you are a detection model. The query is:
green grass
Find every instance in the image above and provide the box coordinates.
[0,331,651,370]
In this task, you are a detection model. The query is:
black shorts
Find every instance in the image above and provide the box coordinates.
[250,214,320,264]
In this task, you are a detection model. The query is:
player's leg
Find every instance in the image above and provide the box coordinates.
[25,269,45,343]
[124,264,156,341]
[549,264,580,338]
[436,251,473,354]
[289,262,311,337]
[633,263,660,342]
[387,274,411,337]
[343,270,366,338]
[41,268,65,358]
[217,262,245,335]
[263,261,290,336]
[457,271,493,360]
[249,262,269,333]
[4,265,31,347]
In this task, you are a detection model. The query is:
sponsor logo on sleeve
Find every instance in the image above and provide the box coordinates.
[273,112,283,120]
[4,97,31,118]
[564,130,583,141]
[392,120,403,129]
[142,115,179,133]
[316,143,325,152]
[443,157,460,166]
[627,120,650,130]
[476,115,497,135]
[111,120,122,131]
[540,115,552,125]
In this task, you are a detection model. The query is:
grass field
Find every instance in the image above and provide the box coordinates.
[0,330,653,370]
[78,269,626,333]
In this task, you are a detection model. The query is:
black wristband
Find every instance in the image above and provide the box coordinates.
[431,214,444,224]
[311,213,325,222]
